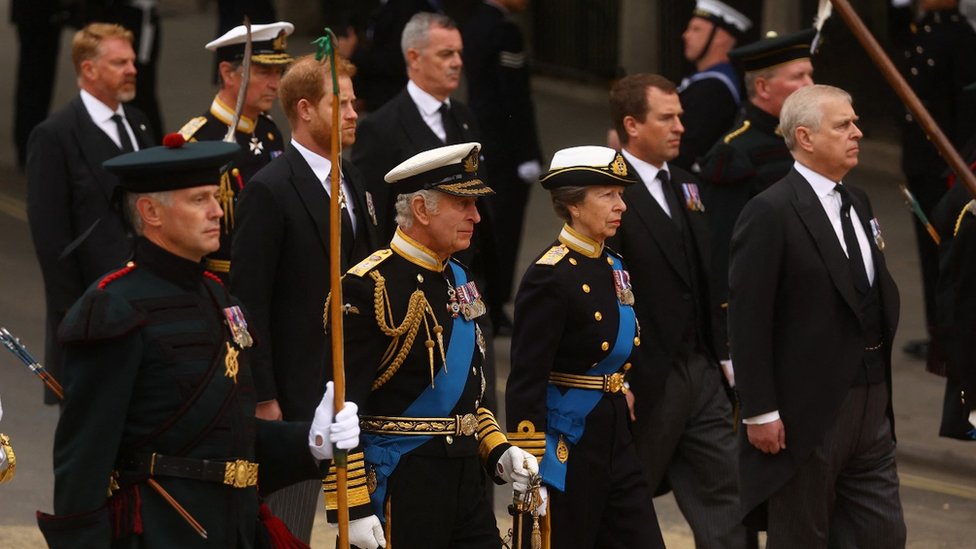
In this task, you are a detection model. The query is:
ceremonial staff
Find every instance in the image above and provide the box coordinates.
[824,0,976,199]
[313,28,351,549]
[0,327,208,539]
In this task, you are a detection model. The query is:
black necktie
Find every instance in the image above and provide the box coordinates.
[835,184,870,294]
[328,176,357,268]
[439,103,461,144]
[111,113,135,152]
[658,170,682,229]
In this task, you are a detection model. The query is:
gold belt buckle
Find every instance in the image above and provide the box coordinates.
[456,413,478,436]
[223,459,258,488]
[604,372,626,394]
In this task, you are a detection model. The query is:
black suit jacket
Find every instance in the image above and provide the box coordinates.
[609,164,725,406]
[26,94,154,395]
[231,145,381,421]
[728,169,899,517]
[351,87,481,240]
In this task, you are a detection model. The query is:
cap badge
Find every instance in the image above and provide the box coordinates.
[272,30,287,51]
[610,153,628,176]
[463,148,479,173]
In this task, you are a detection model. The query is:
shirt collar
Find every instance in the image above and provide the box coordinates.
[558,224,603,258]
[80,89,123,124]
[391,228,447,272]
[621,148,668,185]
[407,80,449,117]
[794,161,842,199]
[291,138,335,183]
[210,95,256,134]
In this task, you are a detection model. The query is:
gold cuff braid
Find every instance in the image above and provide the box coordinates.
[507,420,546,462]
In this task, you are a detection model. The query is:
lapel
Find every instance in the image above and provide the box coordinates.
[286,145,332,256]
[847,187,900,334]
[624,165,691,285]
[70,96,124,203]
[669,169,712,273]
[344,166,379,249]
[122,105,153,148]
[396,91,444,151]
[788,169,861,317]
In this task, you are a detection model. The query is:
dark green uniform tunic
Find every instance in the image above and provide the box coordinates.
[698,101,793,331]
[179,98,285,281]
[37,238,323,548]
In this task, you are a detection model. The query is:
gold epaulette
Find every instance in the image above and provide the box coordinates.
[348,249,393,277]
[723,120,751,144]
[178,116,208,141]
[536,245,569,266]
[507,420,546,463]
[324,451,371,509]
[0,433,15,484]
[954,200,976,237]
[477,408,509,463]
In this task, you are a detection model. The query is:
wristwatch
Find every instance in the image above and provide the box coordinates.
[0,433,15,483]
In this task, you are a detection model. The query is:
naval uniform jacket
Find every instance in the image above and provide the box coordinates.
[180,98,286,281]
[675,61,742,171]
[26,94,155,402]
[324,230,510,522]
[231,145,379,422]
[698,101,794,345]
[351,88,481,241]
[728,169,899,518]
[37,238,325,548]
[506,226,641,485]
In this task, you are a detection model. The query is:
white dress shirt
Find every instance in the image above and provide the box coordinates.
[407,80,451,142]
[621,149,671,217]
[743,161,877,426]
[80,90,140,152]
[291,139,358,233]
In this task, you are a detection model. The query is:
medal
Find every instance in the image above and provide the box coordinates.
[475,323,486,361]
[612,269,635,305]
[223,306,253,348]
[681,182,705,212]
[249,135,264,155]
[224,342,239,383]
[870,217,885,251]
[456,280,487,320]
[366,191,378,227]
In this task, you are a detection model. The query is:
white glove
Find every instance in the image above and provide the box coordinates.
[719,359,735,388]
[517,160,542,185]
[496,446,538,492]
[536,486,548,517]
[348,515,386,549]
[309,381,360,461]
[968,410,976,429]
[0,391,4,423]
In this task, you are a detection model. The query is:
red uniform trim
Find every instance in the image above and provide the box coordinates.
[202,271,224,286]
[97,264,137,290]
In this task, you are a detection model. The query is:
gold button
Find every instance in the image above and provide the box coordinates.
[417,274,424,283]
[601,341,609,351]
[582,284,590,293]
[594,311,603,321]
[634,337,641,347]
[607,257,614,265]
[446,436,454,445]
[623,362,632,371]
[569,258,578,265]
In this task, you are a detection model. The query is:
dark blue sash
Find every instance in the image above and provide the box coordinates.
[540,254,635,491]
[362,260,476,519]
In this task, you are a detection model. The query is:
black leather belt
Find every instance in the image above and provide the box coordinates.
[123,453,258,489]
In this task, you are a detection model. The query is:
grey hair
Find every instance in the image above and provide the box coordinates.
[780,84,852,150]
[394,189,441,229]
[549,186,589,224]
[400,12,457,61]
[126,191,172,234]
[743,67,777,100]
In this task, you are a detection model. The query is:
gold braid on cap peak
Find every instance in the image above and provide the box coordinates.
[369,270,446,390]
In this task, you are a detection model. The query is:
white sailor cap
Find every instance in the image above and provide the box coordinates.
[206,21,295,65]
[693,0,752,37]
[540,146,638,190]
[384,142,494,197]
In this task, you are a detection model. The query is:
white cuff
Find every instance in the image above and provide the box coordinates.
[968,409,976,429]
[742,410,780,425]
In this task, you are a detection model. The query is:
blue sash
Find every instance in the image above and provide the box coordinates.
[540,255,635,491]
[362,261,476,519]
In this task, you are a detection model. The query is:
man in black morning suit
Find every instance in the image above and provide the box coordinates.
[607,74,743,548]
[230,55,380,542]
[26,23,155,405]
[729,85,905,547]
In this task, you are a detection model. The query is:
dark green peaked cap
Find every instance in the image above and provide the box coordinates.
[104,134,240,193]
[730,28,816,73]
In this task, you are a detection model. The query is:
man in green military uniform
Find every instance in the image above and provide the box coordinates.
[324,142,537,549]
[177,21,293,281]
[36,136,361,548]
[698,29,815,363]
